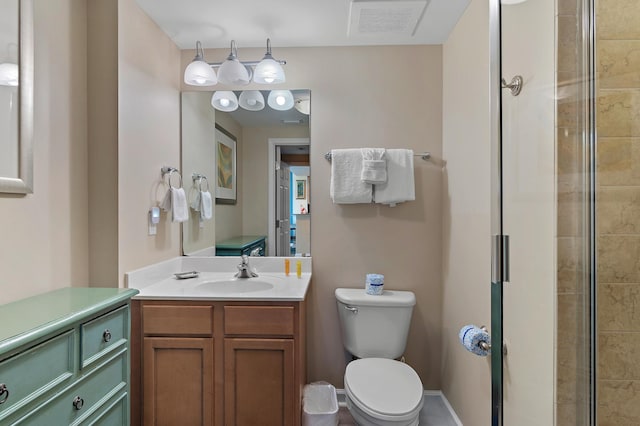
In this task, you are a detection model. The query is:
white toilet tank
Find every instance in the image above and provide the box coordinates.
[335,288,416,359]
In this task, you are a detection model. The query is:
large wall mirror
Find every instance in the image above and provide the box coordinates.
[0,0,33,194]
[181,89,311,257]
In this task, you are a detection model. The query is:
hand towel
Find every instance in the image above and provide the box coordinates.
[161,187,189,222]
[361,148,387,184]
[200,191,213,220]
[330,149,373,204]
[190,190,201,211]
[373,149,415,207]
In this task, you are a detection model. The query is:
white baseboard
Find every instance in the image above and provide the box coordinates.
[335,389,462,426]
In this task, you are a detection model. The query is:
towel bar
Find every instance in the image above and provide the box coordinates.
[161,166,182,189]
[324,151,431,162]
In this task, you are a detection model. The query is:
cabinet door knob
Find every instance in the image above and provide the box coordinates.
[72,396,84,410]
[103,329,112,342]
[0,383,9,404]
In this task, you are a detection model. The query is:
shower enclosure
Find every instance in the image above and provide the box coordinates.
[487,0,638,424]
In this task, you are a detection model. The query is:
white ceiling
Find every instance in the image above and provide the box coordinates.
[135,0,471,49]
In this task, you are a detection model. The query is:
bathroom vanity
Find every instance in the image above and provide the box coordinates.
[127,256,311,426]
[0,287,139,425]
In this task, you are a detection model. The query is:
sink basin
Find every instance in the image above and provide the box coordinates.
[191,279,275,294]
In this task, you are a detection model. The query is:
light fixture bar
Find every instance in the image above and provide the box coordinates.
[184,38,287,87]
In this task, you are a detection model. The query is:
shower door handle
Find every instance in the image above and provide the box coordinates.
[491,235,510,283]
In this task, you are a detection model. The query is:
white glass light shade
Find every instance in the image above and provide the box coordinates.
[267,90,294,111]
[0,63,19,87]
[211,91,239,112]
[217,59,250,85]
[294,98,310,115]
[253,58,285,84]
[239,90,265,111]
[184,60,217,86]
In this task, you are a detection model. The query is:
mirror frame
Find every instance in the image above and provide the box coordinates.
[0,0,33,194]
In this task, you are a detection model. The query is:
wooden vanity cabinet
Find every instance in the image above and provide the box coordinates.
[132,300,306,426]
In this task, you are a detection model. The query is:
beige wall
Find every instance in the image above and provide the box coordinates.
[0,0,88,304]
[441,1,491,423]
[116,0,182,281]
[181,92,216,255]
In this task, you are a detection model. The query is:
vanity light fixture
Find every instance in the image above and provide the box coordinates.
[0,63,18,87]
[184,41,217,86]
[267,90,294,111]
[211,91,239,112]
[184,39,286,87]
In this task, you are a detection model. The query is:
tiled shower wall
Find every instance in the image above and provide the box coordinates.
[556,0,588,423]
[596,0,640,424]
[557,0,640,424]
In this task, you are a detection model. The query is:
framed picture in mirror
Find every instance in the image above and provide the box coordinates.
[214,127,236,204]
[295,179,306,199]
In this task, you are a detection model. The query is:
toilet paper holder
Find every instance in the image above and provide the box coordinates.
[479,326,508,356]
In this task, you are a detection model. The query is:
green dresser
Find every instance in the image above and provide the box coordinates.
[0,287,138,425]
[215,235,266,256]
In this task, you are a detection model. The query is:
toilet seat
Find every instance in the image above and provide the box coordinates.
[344,358,423,423]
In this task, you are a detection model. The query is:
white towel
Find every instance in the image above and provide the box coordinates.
[161,187,189,222]
[373,149,415,207]
[190,190,201,211]
[330,149,373,204]
[200,191,213,220]
[361,148,387,184]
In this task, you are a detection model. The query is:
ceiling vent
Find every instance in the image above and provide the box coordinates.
[347,0,430,37]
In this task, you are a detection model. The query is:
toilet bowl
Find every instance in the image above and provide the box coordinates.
[344,358,423,426]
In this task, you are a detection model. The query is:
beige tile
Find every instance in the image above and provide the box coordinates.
[599,332,640,380]
[597,0,640,40]
[598,40,640,89]
[598,187,640,234]
[556,402,577,426]
[598,380,640,425]
[557,0,576,16]
[558,237,580,292]
[557,333,578,404]
[598,284,640,331]
[558,15,578,73]
[558,293,579,345]
[558,98,579,128]
[597,138,640,186]
[598,236,640,283]
[558,127,580,177]
[558,192,581,238]
[597,90,640,137]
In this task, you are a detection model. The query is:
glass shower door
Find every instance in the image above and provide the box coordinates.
[489,0,586,424]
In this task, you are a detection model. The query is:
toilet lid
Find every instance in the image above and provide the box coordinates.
[344,358,424,421]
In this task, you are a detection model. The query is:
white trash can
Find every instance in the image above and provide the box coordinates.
[302,382,339,426]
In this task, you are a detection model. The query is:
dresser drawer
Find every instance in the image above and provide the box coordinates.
[78,391,127,426]
[81,306,128,369]
[0,331,74,420]
[143,305,213,336]
[13,351,127,426]
[224,306,294,336]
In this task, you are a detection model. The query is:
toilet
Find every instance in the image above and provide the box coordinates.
[335,288,424,426]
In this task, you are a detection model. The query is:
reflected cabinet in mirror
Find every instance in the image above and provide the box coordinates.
[181,90,310,257]
[0,0,33,194]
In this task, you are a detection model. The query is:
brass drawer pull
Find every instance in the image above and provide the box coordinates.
[103,329,112,343]
[0,383,9,404]
[72,396,84,410]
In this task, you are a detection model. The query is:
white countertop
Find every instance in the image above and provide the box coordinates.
[126,256,312,301]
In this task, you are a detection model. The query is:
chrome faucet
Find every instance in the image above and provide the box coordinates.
[235,255,258,278]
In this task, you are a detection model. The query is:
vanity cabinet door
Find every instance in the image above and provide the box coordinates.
[143,337,214,426]
[224,338,295,426]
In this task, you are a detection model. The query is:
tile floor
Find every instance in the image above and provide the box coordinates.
[337,394,460,426]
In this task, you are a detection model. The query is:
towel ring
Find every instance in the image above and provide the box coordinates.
[161,167,182,189]
[198,176,209,192]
